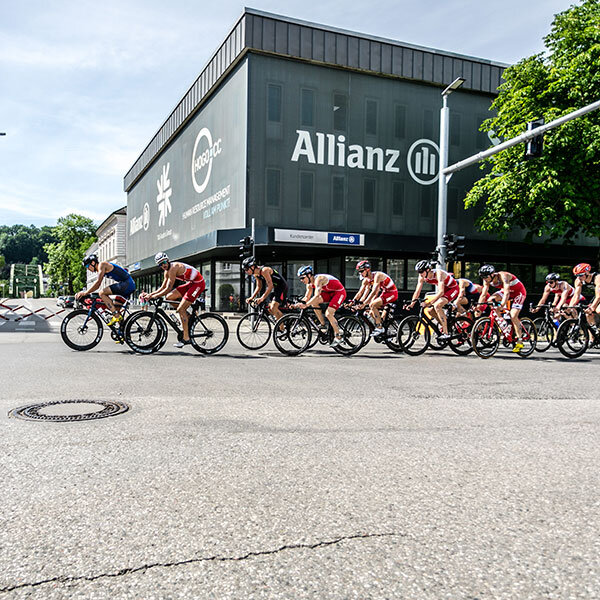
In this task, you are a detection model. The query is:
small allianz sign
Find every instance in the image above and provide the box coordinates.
[274,229,364,246]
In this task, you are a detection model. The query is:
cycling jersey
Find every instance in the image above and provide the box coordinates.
[490,272,526,309]
[174,263,204,302]
[365,271,398,305]
[107,262,131,283]
[424,269,459,301]
[314,274,346,309]
[461,279,479,295]
[106,263,135,298]
[256,267,288,304]
[316,274,345,292]
[177,263,203,282]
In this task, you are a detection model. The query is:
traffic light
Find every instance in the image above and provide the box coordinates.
[524,118,544,159]
[445,234,466,261]
[239,235,254,260]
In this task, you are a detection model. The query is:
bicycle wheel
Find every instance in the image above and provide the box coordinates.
[448,316,473,356]
[273,314,312,356]
[470,317,500,359]
[383,318,403,353]
[190,313,229,354]
[333,315,367,355]
[556,319,589,359]
[60,309,103,351]
[397,315,430,356]
[515,317,537,357]
[533,318,555,352]
[123,311,167,354]
[237,313,272,350]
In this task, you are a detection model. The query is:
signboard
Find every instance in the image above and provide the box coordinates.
[127,61,248,264]
[274,229,365,246]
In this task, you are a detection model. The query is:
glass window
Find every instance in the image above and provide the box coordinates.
[535,265,551,284]
[365,99,377,135]
[407,258,435,292]
[387,258,405,290]
[394,105,406,139]
[363,179,376,214]
[266,169,280,207]
[464,262,482,283]
[450,112,461,146]
[552,265,575,282]
[301,88,314,127]
[215,261,240,312]
[333,93,347,131]
[267,84,282,122]
[287,261,314,299]
[201,262,212,311]
[332,175,345,212]
[300,172,314,209]
[509,264,533,289]
[392,182,404,216]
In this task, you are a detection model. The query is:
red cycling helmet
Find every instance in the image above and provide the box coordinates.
[573,263,591,275]
[356,260,371,271]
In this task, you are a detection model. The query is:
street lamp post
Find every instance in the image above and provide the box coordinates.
[437,77,465,265]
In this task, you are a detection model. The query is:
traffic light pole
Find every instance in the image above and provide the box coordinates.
[251,218,255,259]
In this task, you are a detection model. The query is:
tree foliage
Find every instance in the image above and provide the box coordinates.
[465,0,600,241]
[0,225,57,274]
[44,214,96,294]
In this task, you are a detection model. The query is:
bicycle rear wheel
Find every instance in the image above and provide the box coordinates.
[470,317,500,359]
[515,317,537,357]
[383,318,403,353]
[556,319,589,359]
[123,311,166,354]
[190,313,229,354]
[332,315,367,355]
[273,314,312,356]
[533,317,555,352]
[397,315,430,356]
[448,316,473,356]
[236,313,272,350]
[60,309,103,351]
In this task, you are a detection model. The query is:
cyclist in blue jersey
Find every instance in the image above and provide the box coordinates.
[76,254,136,326]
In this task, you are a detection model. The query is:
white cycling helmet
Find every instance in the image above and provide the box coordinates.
[154,252,169,265]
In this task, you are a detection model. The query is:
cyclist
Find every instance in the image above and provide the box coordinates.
[477,265,527,353]
[76,254,136,327]
[139,252,205,349]
[455,278,484,315]
[532,272,583,319]
[296,265,346,348]
[407,260,459,341]
[243,257,288,322]
[570,263,600,335]
[353,260,398,336]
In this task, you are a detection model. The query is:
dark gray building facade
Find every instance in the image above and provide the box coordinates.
[125,8,598,310]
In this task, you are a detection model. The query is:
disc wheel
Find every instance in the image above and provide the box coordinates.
[448,316,473,356]
[123,311,167,354]
[60,309,103,351]
[332,315,367,355]
[190,313,229,354]
[556,318,589,359]
[470,317,500,359]
[236,313,272,350]
[273,314,312,356]
[515,317,537,357]
[532,318,555,352]
[397,315,430,356]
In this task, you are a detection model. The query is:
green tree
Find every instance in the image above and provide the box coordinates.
[44,214,96,294]
[465,0,600,241]
[0,224,58,265]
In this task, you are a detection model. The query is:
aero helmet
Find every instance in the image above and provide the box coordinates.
[154,252,169,265]
[545,272,560,282]
[297,265,313,278]
[242,256,257,270]
[479,264,496,277]
[356,260,371,272]
[415,259,432,273]
[573,263,591,275]
[83,253,98,267]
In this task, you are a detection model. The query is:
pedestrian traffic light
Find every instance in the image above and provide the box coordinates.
[524,118,544,159]
[445,234,466,261]
[239,235,253,260]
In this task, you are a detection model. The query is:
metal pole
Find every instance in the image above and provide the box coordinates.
[251,217,255,259]
[437,95,449,265]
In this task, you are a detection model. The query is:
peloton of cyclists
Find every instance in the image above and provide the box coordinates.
[408,260,459,341]
[532,272,583,319]
[477,265,527,353]
[242,257,288,322]
[295,265,346,348]
[139,252,205,349]
[76,254,136,327]
[352,260,398,336]
[571,263,600,336]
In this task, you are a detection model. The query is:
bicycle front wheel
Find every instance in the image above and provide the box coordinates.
[556,319,589,359]
[273,314,312,356]
[190,313,229,354]
[516,317,537,357]
[332,315,367,355]
[60,309,103,351]
[237,313,272,350]
[532,318,555,352]
[123,311,167,354]
[397,315,430,356]
[470,317,500,359]
[383,318,403,353]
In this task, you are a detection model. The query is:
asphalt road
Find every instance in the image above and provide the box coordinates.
[1,322,599,599]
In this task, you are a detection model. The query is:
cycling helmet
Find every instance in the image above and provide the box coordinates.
[82,253,98,267]
[479,264,496,277]
[545,272,560,282]
[297,265,313,278]
[415,260,432,273]
[356,260,371,272]
[573,263,591,275]
[154,251,169,265]
[242,256,257,270]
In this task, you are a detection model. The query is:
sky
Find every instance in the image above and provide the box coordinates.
[0,0,575,227]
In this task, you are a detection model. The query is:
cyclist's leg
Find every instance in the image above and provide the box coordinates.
[325,306,339,336]
[510,289,526,340]
[433,297,449,334]
[99,285,117,314]
[369,297,384,327]
[325,290,346,337]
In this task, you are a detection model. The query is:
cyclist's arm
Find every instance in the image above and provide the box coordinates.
[555,286,569,311]
[454,280,467,304]
[427,271,445,303]
[410,277,425,303]
[535,286,550,310]
[363,276,383,305]
[306,277,325,307]
[77,262,109,297]
[149,269,176,299]
[352,279,370,302]
[500,273,511,308]
[569,279,583,307]
[477,282,490,306]
[300,282,314,304]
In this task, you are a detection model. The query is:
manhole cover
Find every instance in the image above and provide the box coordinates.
[9,400,130,422]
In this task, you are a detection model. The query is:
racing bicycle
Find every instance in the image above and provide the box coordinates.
[555,305,600,359]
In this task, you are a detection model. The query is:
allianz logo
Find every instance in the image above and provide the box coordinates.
[129,202,150,236]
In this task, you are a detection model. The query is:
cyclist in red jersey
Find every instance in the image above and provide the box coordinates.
[139,252,205,348]
[408,260,459,341]
[532,272,583,319]
[477,265,527,353]
[296,265,346,348]
[353,260,398,336]
[570,263,600,335]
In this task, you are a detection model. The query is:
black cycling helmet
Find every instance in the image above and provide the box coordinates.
[545,272,560,282]
[83,253,98,267]
[479,264,496,277]
[415,259,432,273]
[242,256,257,270]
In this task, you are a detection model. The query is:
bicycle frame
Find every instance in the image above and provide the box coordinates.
[79,295,130,339]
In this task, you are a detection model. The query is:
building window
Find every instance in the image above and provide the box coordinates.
[266,169,281,207]
[394,105,406,139]
[387,258,405,290]
[333,93,347,131]
[450,112,461,146]
[363,179,376,214]
[365,99,377,135]
[392,181,404,216]
[301,88,314,127]
[300,172,314,209]
[216,261,240,312]
[332,175,345,212]
[267,84,282,122]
